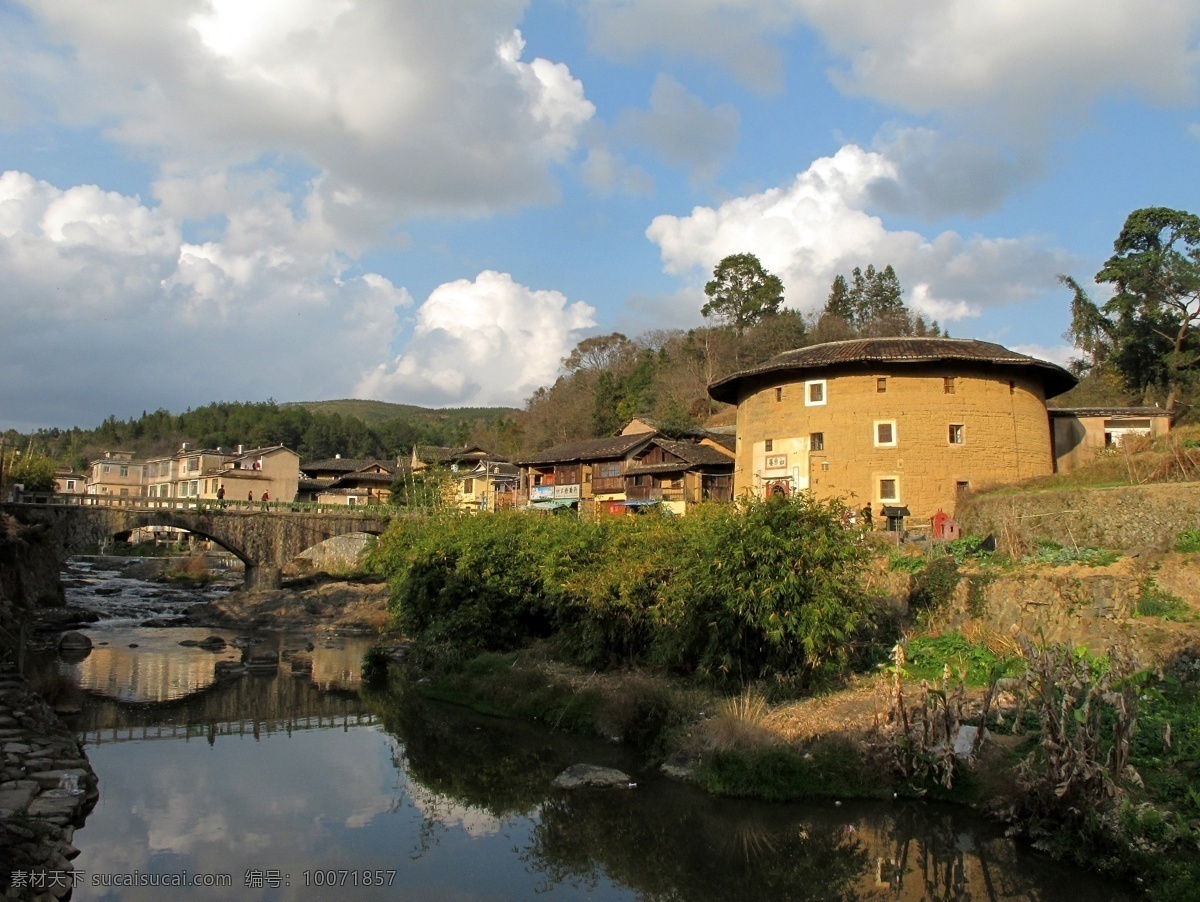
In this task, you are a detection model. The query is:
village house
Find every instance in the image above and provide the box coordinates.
[54,467,87,496]
[1049,406,1173,473]
[85,451,145,497]
[138,444,300,503]
[708,337,1077,531]
[620,437,735,514]
[516,432,658,511]
[455,459,520,512]
[515,421,736,515]
[411,444,518,511]
[298,456,405,505]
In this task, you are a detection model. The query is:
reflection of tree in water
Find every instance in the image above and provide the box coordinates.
[374,689,564,820]
[528,792,867,902]
[372,690,1123,901]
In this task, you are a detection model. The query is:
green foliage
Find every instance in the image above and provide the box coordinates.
[1066,206,1200,411]
[372,496,874,688]
[908,558,961,612]
[389,466,454,510]
[887,551,926,574]
[3,452,58,491]
[361,647,391,687]
[702,253,785,335]
[9,399,511,470]
[697,738,885,801]
[1174,528,1200,553]
[817,263,939,340]
[903,633,1022,687]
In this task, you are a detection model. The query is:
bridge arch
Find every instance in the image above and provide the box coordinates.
[2,501,395,590]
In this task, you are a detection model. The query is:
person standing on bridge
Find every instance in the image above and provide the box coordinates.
[217,486,226,509]
[248,490,253,505]
[260,491,269,511]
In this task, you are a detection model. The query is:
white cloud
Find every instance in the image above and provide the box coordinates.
[8,2,595,223]
[646,144,1073,323]
[618,74,739,179]
[0,170,409,429]
[356,271,597,407]
[1010,343,1077,370]
[585,1,1200,131]
[808,0,1200,130]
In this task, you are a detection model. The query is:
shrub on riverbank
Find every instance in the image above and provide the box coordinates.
[370,496,877,688]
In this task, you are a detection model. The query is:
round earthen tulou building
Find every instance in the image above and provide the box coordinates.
[707,337,1077,529]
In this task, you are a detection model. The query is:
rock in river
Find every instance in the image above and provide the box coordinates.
[552,764,634,790]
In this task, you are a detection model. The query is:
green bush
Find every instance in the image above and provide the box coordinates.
[908,557,961,612]
[370,495,873,687]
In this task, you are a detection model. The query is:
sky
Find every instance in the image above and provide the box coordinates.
[2,0,1199,432]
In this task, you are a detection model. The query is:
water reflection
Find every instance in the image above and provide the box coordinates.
[53,562,1132,901]
[59,628,374,704]
[375,691,1132,902]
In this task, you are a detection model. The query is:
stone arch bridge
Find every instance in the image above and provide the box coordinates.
[2,498,394,589]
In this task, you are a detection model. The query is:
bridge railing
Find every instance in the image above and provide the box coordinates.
[3,492,396,519]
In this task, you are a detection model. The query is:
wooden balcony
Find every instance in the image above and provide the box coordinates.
[626,485,684,502]
[591,476,625,494]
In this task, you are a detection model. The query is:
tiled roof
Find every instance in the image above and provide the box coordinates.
[651,438,735,467]
[708,337,1077,403]
[302,457,397,474]
[516,433,656,465]
[1048,406,1172,419]
[624,461,690,475]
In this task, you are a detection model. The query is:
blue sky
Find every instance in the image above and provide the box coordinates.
[2,0,1199,432]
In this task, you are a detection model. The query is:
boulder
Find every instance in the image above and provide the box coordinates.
[552,764,634,790]
[57,632,92,652]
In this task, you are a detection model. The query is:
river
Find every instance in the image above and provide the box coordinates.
[31,557,1133,900]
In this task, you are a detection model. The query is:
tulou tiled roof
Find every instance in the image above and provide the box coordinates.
[516,433,656,466]
[708,337,1077,404]
[1047,406,1172,419]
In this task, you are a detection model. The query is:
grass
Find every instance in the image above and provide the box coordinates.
[695,737,888,801]
[1175,529,1200,554]
[1135,584,1194,621]
[1023,539,1120,568]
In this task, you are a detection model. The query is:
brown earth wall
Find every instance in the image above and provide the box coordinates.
[955,481,1200,553]
[734,364,1054,521]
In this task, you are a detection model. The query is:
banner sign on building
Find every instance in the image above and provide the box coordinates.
[529,485,555,501]
[553,484,581,499]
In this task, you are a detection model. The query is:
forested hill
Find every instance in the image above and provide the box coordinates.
[11,400,519,469]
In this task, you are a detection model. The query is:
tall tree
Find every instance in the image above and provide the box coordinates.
[1094,206,1200,412]
[702,253,785,335]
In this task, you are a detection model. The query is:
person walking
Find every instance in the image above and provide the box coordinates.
[217,486,226,509]
[260,491,269,511]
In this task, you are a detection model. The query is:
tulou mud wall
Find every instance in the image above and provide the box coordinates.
[956,481,1200,553]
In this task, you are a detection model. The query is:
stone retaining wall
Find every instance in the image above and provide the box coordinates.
[956,481,1200,553]
[0,517,97,900]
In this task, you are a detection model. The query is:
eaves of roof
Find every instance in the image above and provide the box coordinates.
[516,433,657,465]
[708,337,1077,404]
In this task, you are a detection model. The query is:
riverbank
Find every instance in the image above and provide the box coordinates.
[0,666,98,901]
[387,544,1200,901]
